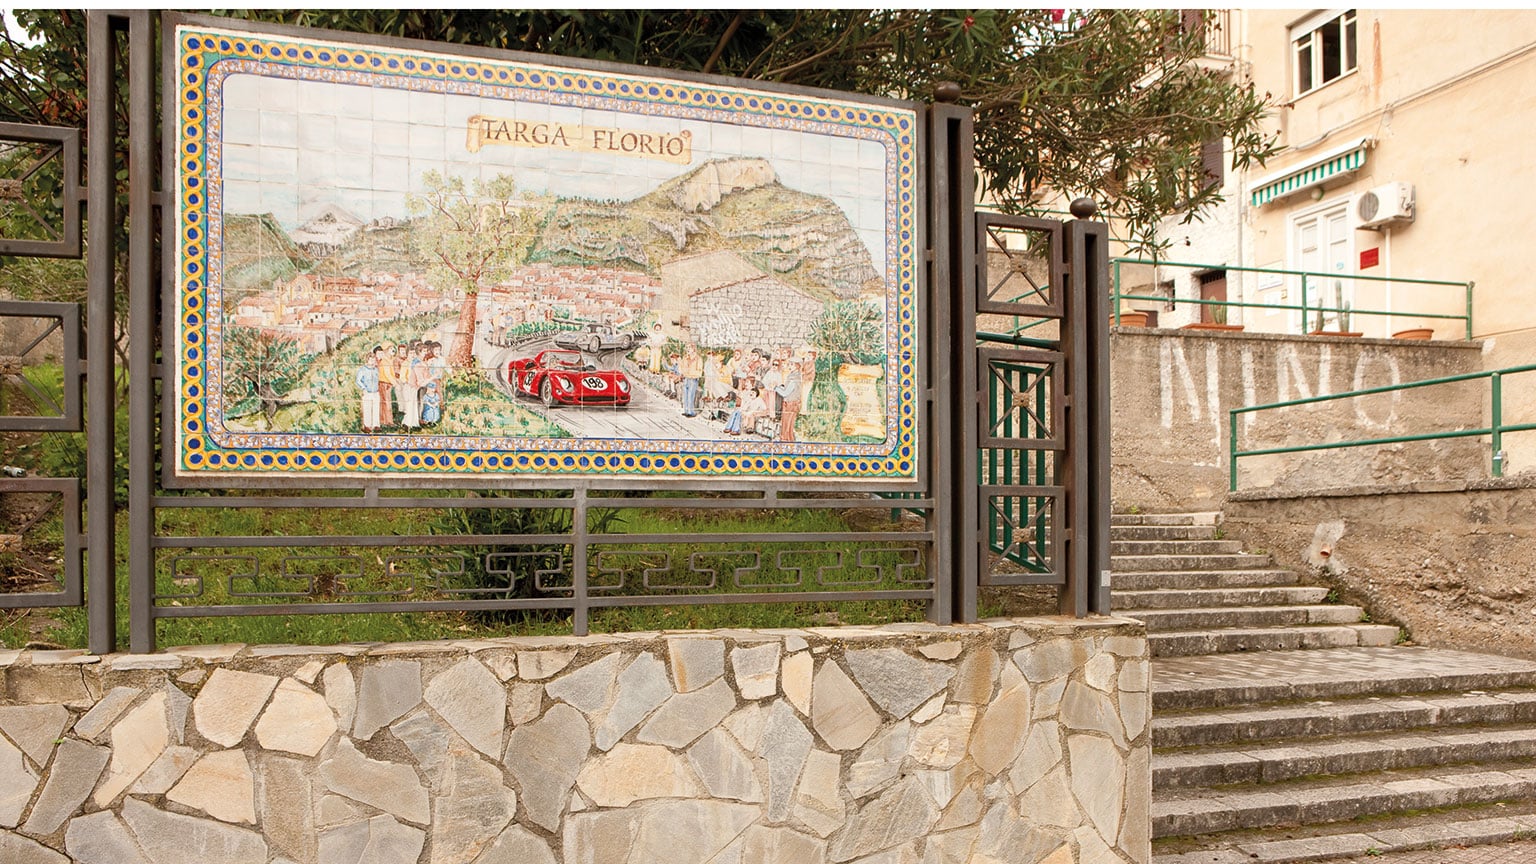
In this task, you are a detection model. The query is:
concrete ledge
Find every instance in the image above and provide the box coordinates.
[1229,473,1536,503]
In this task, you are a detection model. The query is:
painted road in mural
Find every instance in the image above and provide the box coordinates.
[170,21,920,482]
[484,342,754,442]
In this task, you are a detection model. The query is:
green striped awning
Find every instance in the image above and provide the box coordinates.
[1250,137,1372,206]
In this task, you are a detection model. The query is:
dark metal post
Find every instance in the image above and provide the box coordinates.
[1069,205,1113,614]
[1058,210,1088,617]
[927,86,976,624]
[127,10,157,653]
[85,12,118,653]
[571,487,590,635]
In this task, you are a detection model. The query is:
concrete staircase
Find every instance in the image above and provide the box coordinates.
[1112,512,1536,864]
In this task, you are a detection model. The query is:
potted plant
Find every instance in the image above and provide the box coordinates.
[1309,290,1362,336]
[1110,309,1149,327]
[1181,303,1244,332]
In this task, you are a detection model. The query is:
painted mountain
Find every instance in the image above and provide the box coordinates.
[221,213,312,297]
[225,157,882,302]
[529,158,882,301]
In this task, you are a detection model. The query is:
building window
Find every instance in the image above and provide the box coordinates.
[1200,136,1224,191]
[1292,10,1357,95]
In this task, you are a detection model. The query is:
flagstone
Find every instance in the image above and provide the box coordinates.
[21,738,109,835]
[758,700,814,822]
[62,810,148,864]
[730,643,781,700]
[424,657,506,758]
[351,661,421,741]
[546,653,623,714]
[474,825,558,864]
[844,648,955,718]
[575,742,700,807]
[323,662,357,731]
[62,692,127,743]
[319,738,430,825]
[505,702,590,832]
[0,702,70,765]
[168,749,255,824]
[0,731,37,826]
[638,677,736,748]
[94,691,169,806]
[429,749,518,864]
[667,637,725,692]
[193,668,279,747]
[811,662,879,751]
[594,653,671,751]
[131,742,197,795]
[781,652,813,716]
[258,755,316,864]
[255,678,338,756]
[119,796,268,864]
[317,814,424,864]
[687,728,763,803]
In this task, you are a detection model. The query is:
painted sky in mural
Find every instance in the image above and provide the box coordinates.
[172,22,920,482]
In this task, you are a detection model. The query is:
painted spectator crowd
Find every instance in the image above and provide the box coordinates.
[355,339,448,432]
[641,324,820,442]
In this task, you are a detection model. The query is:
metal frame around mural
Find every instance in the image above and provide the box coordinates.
[0,11,1110,654]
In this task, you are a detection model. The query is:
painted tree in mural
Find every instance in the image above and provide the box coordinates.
[224,326,305,425]
[405,171,541,370]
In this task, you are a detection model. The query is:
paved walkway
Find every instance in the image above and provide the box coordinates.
[1313,839,1536,863]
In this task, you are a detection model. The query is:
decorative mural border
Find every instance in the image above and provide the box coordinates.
[169,21,922,485]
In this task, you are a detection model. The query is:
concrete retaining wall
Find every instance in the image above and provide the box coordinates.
[0,617,1150,864]
[1110,329,1488,511]
[1225,479,1536,658]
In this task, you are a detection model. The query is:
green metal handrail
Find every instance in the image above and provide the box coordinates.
[1228,363,1536,491]
[1111,258,1473,340]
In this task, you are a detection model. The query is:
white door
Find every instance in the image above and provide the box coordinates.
[1292,202,1353,332]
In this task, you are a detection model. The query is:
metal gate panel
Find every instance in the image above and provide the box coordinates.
[0,121,83,259]
[0,477,83,608]
[967,208,1108,613]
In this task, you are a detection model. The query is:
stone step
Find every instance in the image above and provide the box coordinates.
[1112,553,1274,572]
[1112,539,1246,556]
[1153,688,1536,749]
[1131,605,1365,633]
[1153,760,1536,838]
[1116,586,1331,611]
[1152,803,1536,864]
[1155,726,1536,789]
[1112,569,1303,592]
[1110,525,1219,542]
[1150,624,1398,658]
[1151,647,1536,712]
[1112,512,1221,526]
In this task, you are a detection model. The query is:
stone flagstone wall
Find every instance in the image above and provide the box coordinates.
[0,617,1149,864]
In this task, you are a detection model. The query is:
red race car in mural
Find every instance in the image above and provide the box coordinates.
[509,349,632,409]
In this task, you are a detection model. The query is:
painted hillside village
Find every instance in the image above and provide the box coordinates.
[217,157,893,446]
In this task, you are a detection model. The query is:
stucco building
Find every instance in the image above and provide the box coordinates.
[1146,9,1536,362]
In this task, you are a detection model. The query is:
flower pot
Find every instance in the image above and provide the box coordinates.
[1180,322,1244,332]
[1392,327,1434,340]
[1110,311,1149,327]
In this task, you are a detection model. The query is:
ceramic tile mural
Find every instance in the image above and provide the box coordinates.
[171,22,920,482]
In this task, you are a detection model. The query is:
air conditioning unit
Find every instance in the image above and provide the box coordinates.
[1356,182,1415,230]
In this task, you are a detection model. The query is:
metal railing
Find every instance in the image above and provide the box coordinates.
[1111,258,1474,340]
[1229,363,1536,492]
